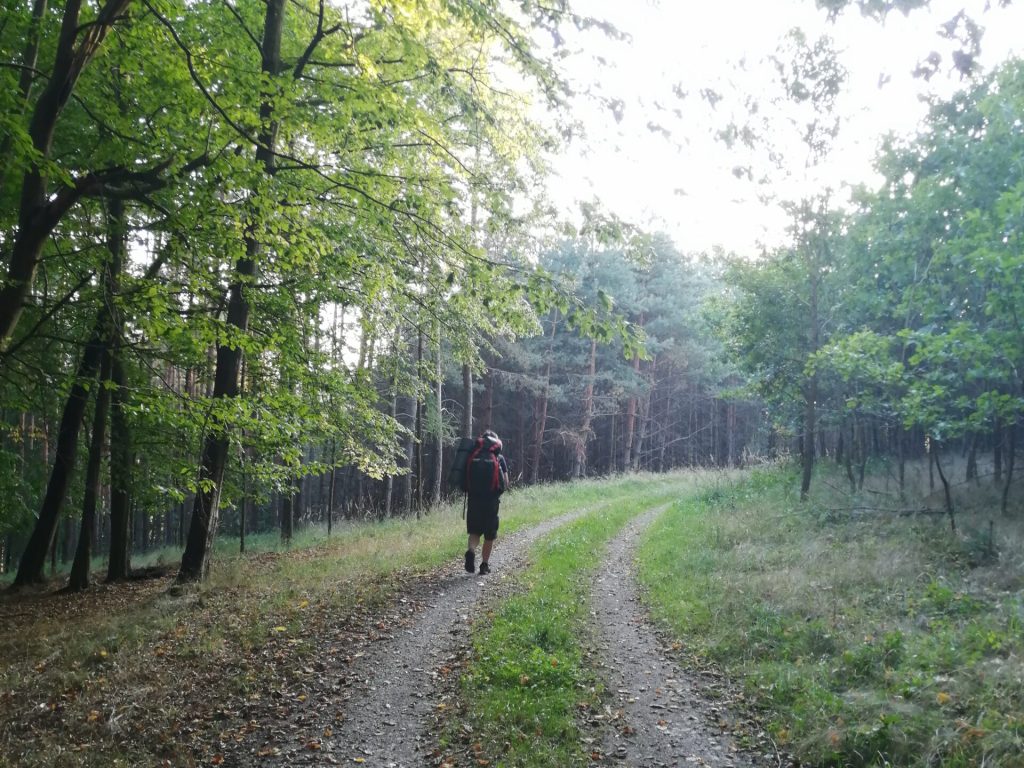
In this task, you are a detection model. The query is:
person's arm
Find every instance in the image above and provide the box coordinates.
[499,455,510,489]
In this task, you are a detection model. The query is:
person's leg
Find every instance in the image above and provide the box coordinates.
[479,507,498,573]
[465,533,480,572]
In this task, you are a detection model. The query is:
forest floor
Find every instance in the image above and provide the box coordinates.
[0,472,777,768]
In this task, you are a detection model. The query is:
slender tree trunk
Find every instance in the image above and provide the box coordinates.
[462,363,473,437]
[857,421,868,491]
[179,0,284,581]
[280,476,296,543]
[800,375,817,501]
[104,197,131,582]
[933,441,956,532]
[483,366,494,432]
[897,424,906,500]
[431,322,442,507]
[966,432,979,485]
[327,440,337,534]
[1002,420,1016,516]
[632,381,650,472]
[13,322,105,586]
[573,339,597,479]
[105,353,133,581]
[69,352,113,591]
[384,389,398,518]
[415,329,424,514]
[993,416,1004,484]
[844,420,856,493]
[240,487,248,554]
[623,364,640,472]
[401,396,413,515]
[530,310,558,483]
[929,440,936,492]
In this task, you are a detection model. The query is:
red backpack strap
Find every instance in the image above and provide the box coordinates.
[490,446,500,491]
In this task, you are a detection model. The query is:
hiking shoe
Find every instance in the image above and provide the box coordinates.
[464,549,475,573]
[478,561,490,575]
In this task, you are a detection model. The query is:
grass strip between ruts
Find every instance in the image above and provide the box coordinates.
[452,472,705,768]
[635,465,1024,768]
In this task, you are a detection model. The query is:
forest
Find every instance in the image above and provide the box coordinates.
[0,0,1021,587]
[2,1,1024,766]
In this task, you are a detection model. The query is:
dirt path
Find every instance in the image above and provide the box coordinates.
[590,506,778,768]
[227,504,596,767]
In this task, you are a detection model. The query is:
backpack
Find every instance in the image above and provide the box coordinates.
[447,437,476,493]
[466,437,506,498]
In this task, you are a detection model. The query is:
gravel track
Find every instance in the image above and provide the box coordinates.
[590,506,774,768]
[235,503,597,768]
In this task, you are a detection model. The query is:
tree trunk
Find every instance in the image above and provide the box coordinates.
[994,416,1003,484]
[401,396,413,515]
[483,366,494,432]
[13,322,105,586]
[105,353,133,581]
[929,439,936,492]
[327,441,337,534]
[800,375,817,501]
[0,0,134,351]
[179,0,284,581]
[384,389,398,519]
[415,329,424,514]
[69,351,112,591]
[462,363,473,437]
[897,424,906,500]
[573,339,597,479]
[431,322,442,507]
[623,366,640,472]
[933,441,956,532]
[530,310,558,483]
[104,197,131,582]
[965,432,979,485]
[1002,419,1016,516]
[280,477,296,543]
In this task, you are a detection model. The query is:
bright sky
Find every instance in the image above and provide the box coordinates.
[546,0,1024,255]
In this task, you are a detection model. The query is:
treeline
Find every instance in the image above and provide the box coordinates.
[4,0,1022,589]
[0,229,761,580]
[720,59,1024,514]
[0,0,642,586]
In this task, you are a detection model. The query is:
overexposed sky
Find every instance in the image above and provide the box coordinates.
[545,0,1024,255]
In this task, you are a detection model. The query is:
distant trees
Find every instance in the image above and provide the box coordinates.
[717,59,1024,509]
[1,0,635,585]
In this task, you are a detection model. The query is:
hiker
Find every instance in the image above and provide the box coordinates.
[463,429,509,575]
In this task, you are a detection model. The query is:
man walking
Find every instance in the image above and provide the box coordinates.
[463,430,509,575]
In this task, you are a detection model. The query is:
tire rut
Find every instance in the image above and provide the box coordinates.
[590,506,777,768]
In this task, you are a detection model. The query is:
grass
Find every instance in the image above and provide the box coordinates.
[0,475,692,767]
[636,462,1024,767]
[452,471,709,767]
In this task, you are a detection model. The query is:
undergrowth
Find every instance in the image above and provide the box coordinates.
[636,464,1024,768]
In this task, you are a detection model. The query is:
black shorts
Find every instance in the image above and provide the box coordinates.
[467,496,500,540]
